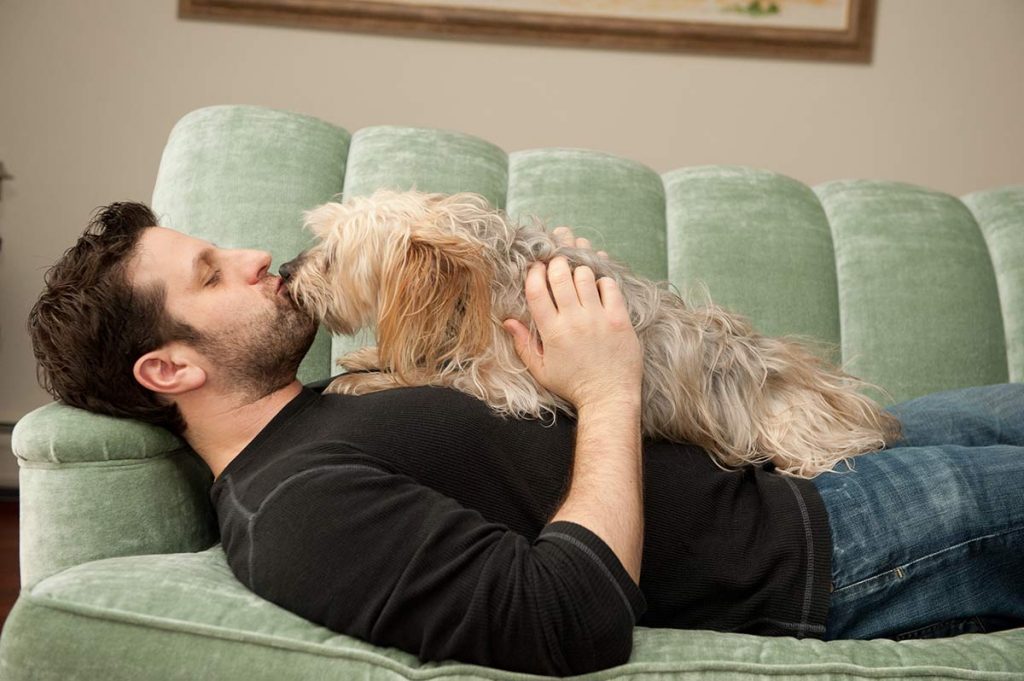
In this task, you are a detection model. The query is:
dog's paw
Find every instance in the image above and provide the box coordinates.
[324,371,400,396]
[324,373,366,395]
[338,346,381,372]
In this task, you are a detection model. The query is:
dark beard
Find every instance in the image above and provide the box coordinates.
[196,297,318,401]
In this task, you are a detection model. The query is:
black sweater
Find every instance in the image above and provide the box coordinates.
[210,385,831,676]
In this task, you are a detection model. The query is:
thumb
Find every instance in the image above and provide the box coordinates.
[502,319,540,369]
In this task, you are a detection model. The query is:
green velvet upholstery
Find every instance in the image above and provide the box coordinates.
[507,149,668,282]
[664,166,840,352]
[12,402,215,590]
[3,547,1023,681]
[3,104,1022,679]
[962,187,1024,383]
[818,180,1008,402]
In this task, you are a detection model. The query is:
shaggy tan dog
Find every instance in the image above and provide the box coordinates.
[281,189,900,478]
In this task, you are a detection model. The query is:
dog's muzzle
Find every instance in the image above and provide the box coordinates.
[278,254,304,283]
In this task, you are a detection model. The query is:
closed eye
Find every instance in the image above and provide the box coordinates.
[204,270,222,287]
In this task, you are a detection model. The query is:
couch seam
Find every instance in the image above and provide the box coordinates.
[15,448,196,470]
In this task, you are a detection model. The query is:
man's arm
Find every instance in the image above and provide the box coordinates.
[551,393,643,583]
[251,462,645,676]
[502,255,645,584]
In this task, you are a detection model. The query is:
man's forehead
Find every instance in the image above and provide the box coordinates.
[129,226,211,289]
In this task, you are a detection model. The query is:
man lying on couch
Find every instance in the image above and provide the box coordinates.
[27,202,1024,676]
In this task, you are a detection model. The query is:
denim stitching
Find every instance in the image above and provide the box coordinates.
[833,523,1024,595]
[893,615,985,640]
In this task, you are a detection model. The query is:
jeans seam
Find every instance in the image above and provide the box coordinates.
[833,523,1024,595]
[893,615,985,640]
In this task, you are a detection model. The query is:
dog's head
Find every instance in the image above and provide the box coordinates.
[281,189,497,378]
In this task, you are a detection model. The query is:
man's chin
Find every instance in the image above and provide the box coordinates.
[197,306,320,402]
[277,310,319,370]
[290,320,319,366]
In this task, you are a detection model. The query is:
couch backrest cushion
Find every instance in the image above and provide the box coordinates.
[817,180,1007,401]
[153,105,1021,403]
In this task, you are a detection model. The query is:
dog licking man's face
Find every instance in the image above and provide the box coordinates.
[277,206,387,338]
[129,226,317,401]
[278,245,365,335]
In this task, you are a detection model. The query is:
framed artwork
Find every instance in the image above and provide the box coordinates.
[179,0,875,63]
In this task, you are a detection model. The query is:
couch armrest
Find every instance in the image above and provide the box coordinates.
[12,403,218,589]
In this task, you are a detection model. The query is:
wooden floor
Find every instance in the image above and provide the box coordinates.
[0,498,19,631]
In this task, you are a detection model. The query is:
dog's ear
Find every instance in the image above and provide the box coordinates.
[377,223,493,379]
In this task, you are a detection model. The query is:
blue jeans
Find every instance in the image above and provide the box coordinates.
[810,383,1024,640]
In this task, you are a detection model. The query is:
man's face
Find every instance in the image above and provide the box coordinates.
[130,227,318,399]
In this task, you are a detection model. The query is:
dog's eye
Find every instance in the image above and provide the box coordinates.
[204,270,222,287]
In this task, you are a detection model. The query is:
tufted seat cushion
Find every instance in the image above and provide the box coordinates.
[3,545,1023,680]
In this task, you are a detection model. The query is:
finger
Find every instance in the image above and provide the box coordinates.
[552,226,575,248]
[596,276,629,319]
[596,250,609,261]
[502,319,542,368]
[524,261,558,325]
[573,265,602,308]
[575,237,592,250]
[546,256,582,311]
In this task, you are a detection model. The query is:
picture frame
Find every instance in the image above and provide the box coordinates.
[179,0,875,63]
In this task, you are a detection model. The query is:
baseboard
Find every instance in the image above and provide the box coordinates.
[0,423,17,491]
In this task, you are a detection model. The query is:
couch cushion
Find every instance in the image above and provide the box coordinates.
[12,401,185,465]
[507,148,668,282]
[816,180,1008,403]
[2,546,1022,680]
[963,186,1024,383]
[664,165,840,352]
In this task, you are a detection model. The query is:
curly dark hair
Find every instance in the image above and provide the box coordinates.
[28,202,200,434]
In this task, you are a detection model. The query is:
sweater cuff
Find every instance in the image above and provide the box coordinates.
[538,521,647,622]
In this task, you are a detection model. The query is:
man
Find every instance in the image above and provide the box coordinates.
[29,202,1024,676]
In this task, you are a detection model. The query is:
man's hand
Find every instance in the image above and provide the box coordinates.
[551,226,609,261]
[502,257,641,409]
[503,238,645,586]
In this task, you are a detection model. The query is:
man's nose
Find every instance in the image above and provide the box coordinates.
[246,250,272,284]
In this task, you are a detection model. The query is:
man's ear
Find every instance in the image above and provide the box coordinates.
[133,343,207,396]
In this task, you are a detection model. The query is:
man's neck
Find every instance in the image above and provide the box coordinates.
[180,380,305,481]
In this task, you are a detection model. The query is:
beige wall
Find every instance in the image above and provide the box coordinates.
[0,0,1022,424]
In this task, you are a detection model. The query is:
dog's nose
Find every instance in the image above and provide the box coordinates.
[278,258,298,282]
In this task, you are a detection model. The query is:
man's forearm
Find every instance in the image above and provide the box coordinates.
[549,395,644,584]
[505,253,645,586]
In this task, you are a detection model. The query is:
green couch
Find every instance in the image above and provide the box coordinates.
[2,105,1022,680]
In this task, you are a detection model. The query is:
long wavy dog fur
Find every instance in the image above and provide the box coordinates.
[283,189,901,478]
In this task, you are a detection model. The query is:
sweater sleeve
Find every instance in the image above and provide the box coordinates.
[246,463,646,676]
